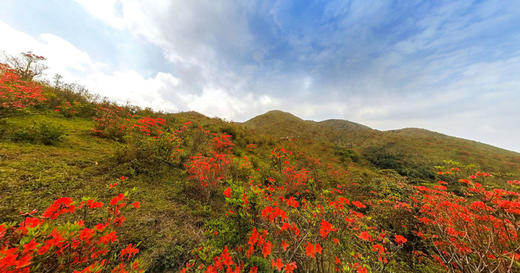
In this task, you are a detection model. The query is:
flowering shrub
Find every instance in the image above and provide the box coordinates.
[281,160,311,193]
[4,52,47,81]
[181,142,423,273]
[0,63,46,113]
[113,117,187,178]
[130,117,166,138]
[92,104,131,140]
[93,103,170,141]
[55,101,80,118]
[0,189,142,272]
[185,142,233,198]
[414,174,520,272]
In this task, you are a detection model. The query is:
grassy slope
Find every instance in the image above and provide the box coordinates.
[243,110,520,175]
[1,107,519,271]
[0,112,227,270]
[0,113,112,217]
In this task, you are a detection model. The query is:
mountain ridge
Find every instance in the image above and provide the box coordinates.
[242,109,519,153]
[238,109,520,174]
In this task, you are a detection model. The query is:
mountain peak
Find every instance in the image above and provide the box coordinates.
[255,110,303,120]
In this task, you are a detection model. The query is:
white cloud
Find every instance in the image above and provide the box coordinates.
[180,88,280,121]
[0,20,96,79]
[0,19,181,113]
[71,0,281,121]
[3,1,520,153]
[81,70,180,112]
[74,0,253,65]
[0,20,279,120]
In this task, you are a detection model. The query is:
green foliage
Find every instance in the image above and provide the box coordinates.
[148,245,191,272]
[247,255,272,273]
[37,122,65,145]
[0,119,9,140]
[363,146,435,182]
[10,120,65,145]
[334,146,361,163]
[41,85,98,118]
[364,146,403,170]
[114,134,180,178]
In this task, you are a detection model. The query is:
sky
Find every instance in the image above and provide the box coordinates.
[0,0,519,152]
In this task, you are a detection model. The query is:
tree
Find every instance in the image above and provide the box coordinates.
[4,51,48,80]
[53,73,63,89]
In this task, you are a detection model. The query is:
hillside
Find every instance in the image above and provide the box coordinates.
[244,110,520,181]
[1,70,520,273]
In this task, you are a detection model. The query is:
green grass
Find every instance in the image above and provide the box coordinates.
[0,112,212,269]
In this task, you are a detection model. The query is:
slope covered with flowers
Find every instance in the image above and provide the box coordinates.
[1,61,520,272]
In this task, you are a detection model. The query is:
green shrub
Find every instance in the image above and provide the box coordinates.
[11,121,65,145]
[114,133,180,177]
[37,122,64,145]
[0,120,7,140]
[364,146,403,170]
[247,256,272,273]
[149,245,190,272]
[334,146,361,163]
[12,127,33,142]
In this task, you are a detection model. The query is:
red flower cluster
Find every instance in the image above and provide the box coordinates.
[185,132,235,196]
[0,190,142,273]
[305,242,322,258]
[41,197,75,219]
[185,153,231,191]
[319,219,336,238]
[92,104,130,138]
[0,64,46,111]
[223,187,232,198]
[414,173,520,271]
[131,116,166,137]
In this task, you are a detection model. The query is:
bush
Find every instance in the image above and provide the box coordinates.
[114,133,180,178]
[364,146,436,181]
[12,127,32,142]
[334,146,361,163]
[0,64,46,114]
[364,146,403,170]
[0,119,7,140]
[38,122,65,144]
[92,104,130,141]
[11,121,65,145]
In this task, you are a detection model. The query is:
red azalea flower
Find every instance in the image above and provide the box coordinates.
[395,234,407,245]
[224,187,232,198]
[358,231,373,241]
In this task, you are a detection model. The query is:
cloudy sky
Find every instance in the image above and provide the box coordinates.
[1,0,519,152]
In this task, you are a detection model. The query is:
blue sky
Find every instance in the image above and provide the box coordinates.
[1,0,519,152]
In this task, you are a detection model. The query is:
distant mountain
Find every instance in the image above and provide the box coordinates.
[242,110,332,139]
[243,110,520,174]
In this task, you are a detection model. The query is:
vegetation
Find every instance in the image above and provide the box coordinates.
[1,58,520,272]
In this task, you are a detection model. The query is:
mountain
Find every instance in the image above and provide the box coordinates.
[243,110,520,175]
[242,110,328,138]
